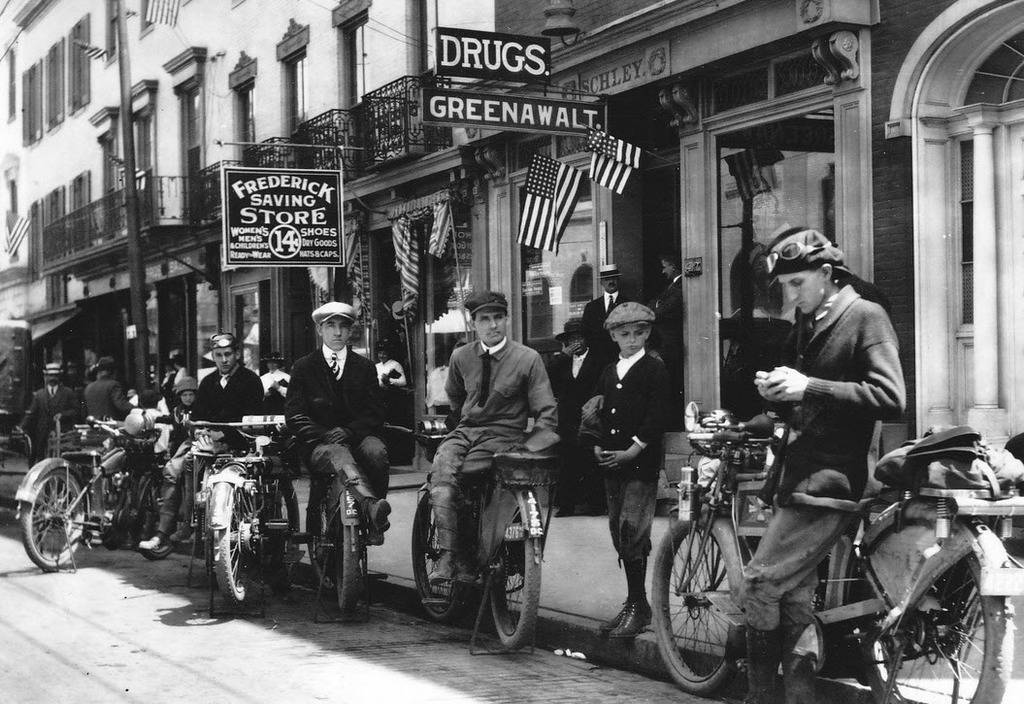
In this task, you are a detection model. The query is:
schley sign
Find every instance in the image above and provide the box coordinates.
[422,88,605,136]
[221,166,343,267]
[559,41,670,97]
[436,26,550,82]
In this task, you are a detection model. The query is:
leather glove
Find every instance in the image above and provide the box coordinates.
[323,427,352,445]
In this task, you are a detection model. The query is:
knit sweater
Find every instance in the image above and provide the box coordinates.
[776,285,906,512]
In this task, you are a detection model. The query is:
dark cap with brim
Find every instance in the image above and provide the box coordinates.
[767,227,849,278]
[464,290,508,317]
[555,318,585,342]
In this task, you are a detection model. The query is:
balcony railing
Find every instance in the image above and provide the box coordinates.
[361,75,452,169]
[242,137,299,169]
[293,108,363,179]
[192,160,241,223]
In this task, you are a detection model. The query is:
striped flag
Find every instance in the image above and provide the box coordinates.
[73,39,107,61]
[587,128,641,194]
[5,214,29,257]
[145,0,181,26]
[517,154,583,253]
[723,148,784,201]
[427,200,453,258]
[391,216,419,314]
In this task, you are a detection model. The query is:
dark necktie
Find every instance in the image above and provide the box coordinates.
[477,352,492,406]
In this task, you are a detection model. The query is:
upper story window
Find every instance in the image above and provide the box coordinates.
[135,110,153,172]
[236,81,255,144]
[106,0,118,61]
[22,61,43,145]
[7,50,14,122]
[70,171,91,211]
[282,51,307,134]
[69,16,92,112]
[100,129,119,193]
[45,39,66,130]
[339,14,366,107]
[140,0,153,33]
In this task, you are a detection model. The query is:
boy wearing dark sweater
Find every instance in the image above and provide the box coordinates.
[583,301,671,639]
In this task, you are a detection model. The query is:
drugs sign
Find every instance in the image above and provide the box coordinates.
[222,166,343,267]
[435,26,550,82]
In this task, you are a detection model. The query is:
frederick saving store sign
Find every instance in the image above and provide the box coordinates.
[221,166,344,267]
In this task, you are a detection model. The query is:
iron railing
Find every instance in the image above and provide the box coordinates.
[192,160,241,223]
[293,108,363,179]
[242,137,299,169]
[361,75,452,169]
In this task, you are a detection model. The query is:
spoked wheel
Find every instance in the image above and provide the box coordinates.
[137,474,172,561]
[489,513,542,650]
[863,553,1011,704]
[20,465,85,572]
[411,492,466,623]
[651,518,735,695]
[336,522,366,613]
[212,484,253,605]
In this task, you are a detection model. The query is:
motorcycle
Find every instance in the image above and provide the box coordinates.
[16,413,171,572]
[651,402,1024,704]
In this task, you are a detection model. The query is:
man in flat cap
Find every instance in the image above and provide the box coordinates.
[83,356,133,421]
[19,362,80,464]
[428,290,558,584]
[582,263,631,367]
[583,301,671,639]
[286,302,392,546]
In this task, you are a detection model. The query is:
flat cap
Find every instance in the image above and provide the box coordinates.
[599,263,620,279]
[312,301,356,326]
[464,290,508,317]
[43,362,62,375]
[604,301,655,330]
[174,376,198,394]
[555,318,585,342]
[209,332,237,349]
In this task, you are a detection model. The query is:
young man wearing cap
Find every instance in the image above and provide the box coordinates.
[140,333,264,551]
[744,227,905,704]
[83,356,133,421]
[428,290,558,584]
[19,363,80,465]
[260,352,291,416]
[286,302,392,544]
[582,263,631,367]
[581,302,672,639]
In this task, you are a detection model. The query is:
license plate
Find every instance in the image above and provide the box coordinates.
[504,524,525,541]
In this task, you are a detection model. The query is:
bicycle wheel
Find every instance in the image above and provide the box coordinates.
[336,522,365,613]
[136,474,172,561]
[410,492,466,623]
[213,483,251,605]
[489,513,542,650]
[20,465,85,572]
[651,518,735,695]
[862,552,1011,704]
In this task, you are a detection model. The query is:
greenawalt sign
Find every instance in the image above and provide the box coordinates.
[221,166,343,267]
[421,87,606,136]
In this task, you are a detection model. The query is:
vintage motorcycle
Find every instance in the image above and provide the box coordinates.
[16,413,171,571]
[651,403,1024,704]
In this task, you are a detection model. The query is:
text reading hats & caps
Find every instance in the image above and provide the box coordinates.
[765,227,850,278]
[261,351,286,364]
[311,301,357,326]
[209,332,238,350]
[43,362,63,376]
[555,318,585,342]
[599,263,621,279]
[464,290,509,317]
[174,376,199,394]
[604,301,655,330]
[96,355,117,372]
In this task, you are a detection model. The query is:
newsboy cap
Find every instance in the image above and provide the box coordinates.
[311,301,356,326]
[464,290,508,317]
[604,301,655,330]
[766,227,849,278]
[599,263,620,279]
[174,376,198,394]
[554,318,585,342]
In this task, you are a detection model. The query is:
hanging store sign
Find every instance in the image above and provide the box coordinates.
[221,166,344,267]
[422,87,605,136]
[436,27,550,81]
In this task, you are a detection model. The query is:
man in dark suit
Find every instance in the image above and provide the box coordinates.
[582,263,629,366]
[83,356,133,421]
[286,302,391,545]
[548,318,606,516]
[650,251,685,421]
[20,362,80,464]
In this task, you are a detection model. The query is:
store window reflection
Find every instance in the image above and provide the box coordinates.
[717,111,834,418]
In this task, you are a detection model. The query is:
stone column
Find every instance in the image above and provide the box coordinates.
[970,123,998,409]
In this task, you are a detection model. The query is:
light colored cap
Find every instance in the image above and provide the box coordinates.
[599,263,620,279]
[604,301,655,330]
[312,301,356,326]
[43,362,62,375]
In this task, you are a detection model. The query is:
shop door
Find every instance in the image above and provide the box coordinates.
[232,280,270,374]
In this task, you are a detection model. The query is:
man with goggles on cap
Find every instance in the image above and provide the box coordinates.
[427,290,558,584]
[742,227,905,704]
[139,332,264,551]
[285,302,392,544]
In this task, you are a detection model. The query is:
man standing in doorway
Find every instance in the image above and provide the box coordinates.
[19,363,79,465]
[650,251,685,420]
[582,263,630,367]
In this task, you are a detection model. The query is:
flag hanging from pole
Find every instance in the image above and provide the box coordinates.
[73,39,107,61]
[587,128,641,194]
[145,0,182,26]
[427,200,453,258]
[517,154,583,253]
[723,148,784,202]
[5,214,29,257]
[392,216,419,314]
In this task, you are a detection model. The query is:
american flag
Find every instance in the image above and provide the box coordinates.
[146,0,181,26]
[5,214,29,257]
[587,128,641,194]
[392,216,419,315]
[517,154,583,253]
[427,200,453,258]
[73,39,107,61]
[723,148,784,201]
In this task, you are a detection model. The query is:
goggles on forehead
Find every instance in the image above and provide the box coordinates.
[766,240,827,274]
[210,332,237,349]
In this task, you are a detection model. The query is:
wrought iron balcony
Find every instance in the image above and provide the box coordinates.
[191,160,241,223]
[361,75,452,169]
[242,137,299,169]
[293,108,363,179]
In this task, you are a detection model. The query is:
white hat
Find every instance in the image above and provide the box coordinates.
[311,301,356,326]
[599,263,620,279]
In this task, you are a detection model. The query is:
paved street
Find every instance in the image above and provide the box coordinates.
[0,508,707,704]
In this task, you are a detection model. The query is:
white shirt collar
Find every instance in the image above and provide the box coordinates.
[615,347,646,379]
[479,337,507,355]
[672,274,683,284]
[323,344,347,365]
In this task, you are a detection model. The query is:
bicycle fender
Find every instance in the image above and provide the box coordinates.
[514,489,545,539]
[971,522,1024,596]
[208,481,236,530]
[15,458,76,505]
[709,516,746,611]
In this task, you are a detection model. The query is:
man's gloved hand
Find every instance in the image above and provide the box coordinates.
[323,427,352,445]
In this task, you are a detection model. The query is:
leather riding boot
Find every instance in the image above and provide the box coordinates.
[781,623,817,704]
[744,628,782,704]
[428,483,459,584]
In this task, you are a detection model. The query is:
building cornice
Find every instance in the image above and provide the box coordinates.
[162,47,208,76]
[89,106,119,128]
[13,0,57,28]
[131,79,159,100]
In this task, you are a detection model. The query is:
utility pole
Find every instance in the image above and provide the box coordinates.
[114,0,150,391]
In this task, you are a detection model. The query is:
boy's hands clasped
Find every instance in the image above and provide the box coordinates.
[594,443,642,470]
[754,366,809,402]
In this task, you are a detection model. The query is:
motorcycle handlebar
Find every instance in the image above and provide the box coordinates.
[689,430,772,445]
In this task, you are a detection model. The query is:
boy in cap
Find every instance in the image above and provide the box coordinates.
[583,301,671,639]
[19,362,80,464]
[428,290,558,584]
[582,263,631,366]
[743,227,904,704]
[286,302,392,545]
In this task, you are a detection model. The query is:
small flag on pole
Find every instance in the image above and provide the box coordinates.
[517,154,583,253]
[427,200,453,258]
[73,39,107,61]
[5,214,30,257]
[145,0,182,26]
[392,216,419,314]
[587,128,641,194]
[723,148,784,202]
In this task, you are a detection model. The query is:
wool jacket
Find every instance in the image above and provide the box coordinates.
[192,365,264,449]
[21,384,80,461]
[776,285,906,512]
[548,348,604,438]
[83,377,134,420]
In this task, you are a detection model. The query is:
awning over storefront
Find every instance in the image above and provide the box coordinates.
[30,310,79,340]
